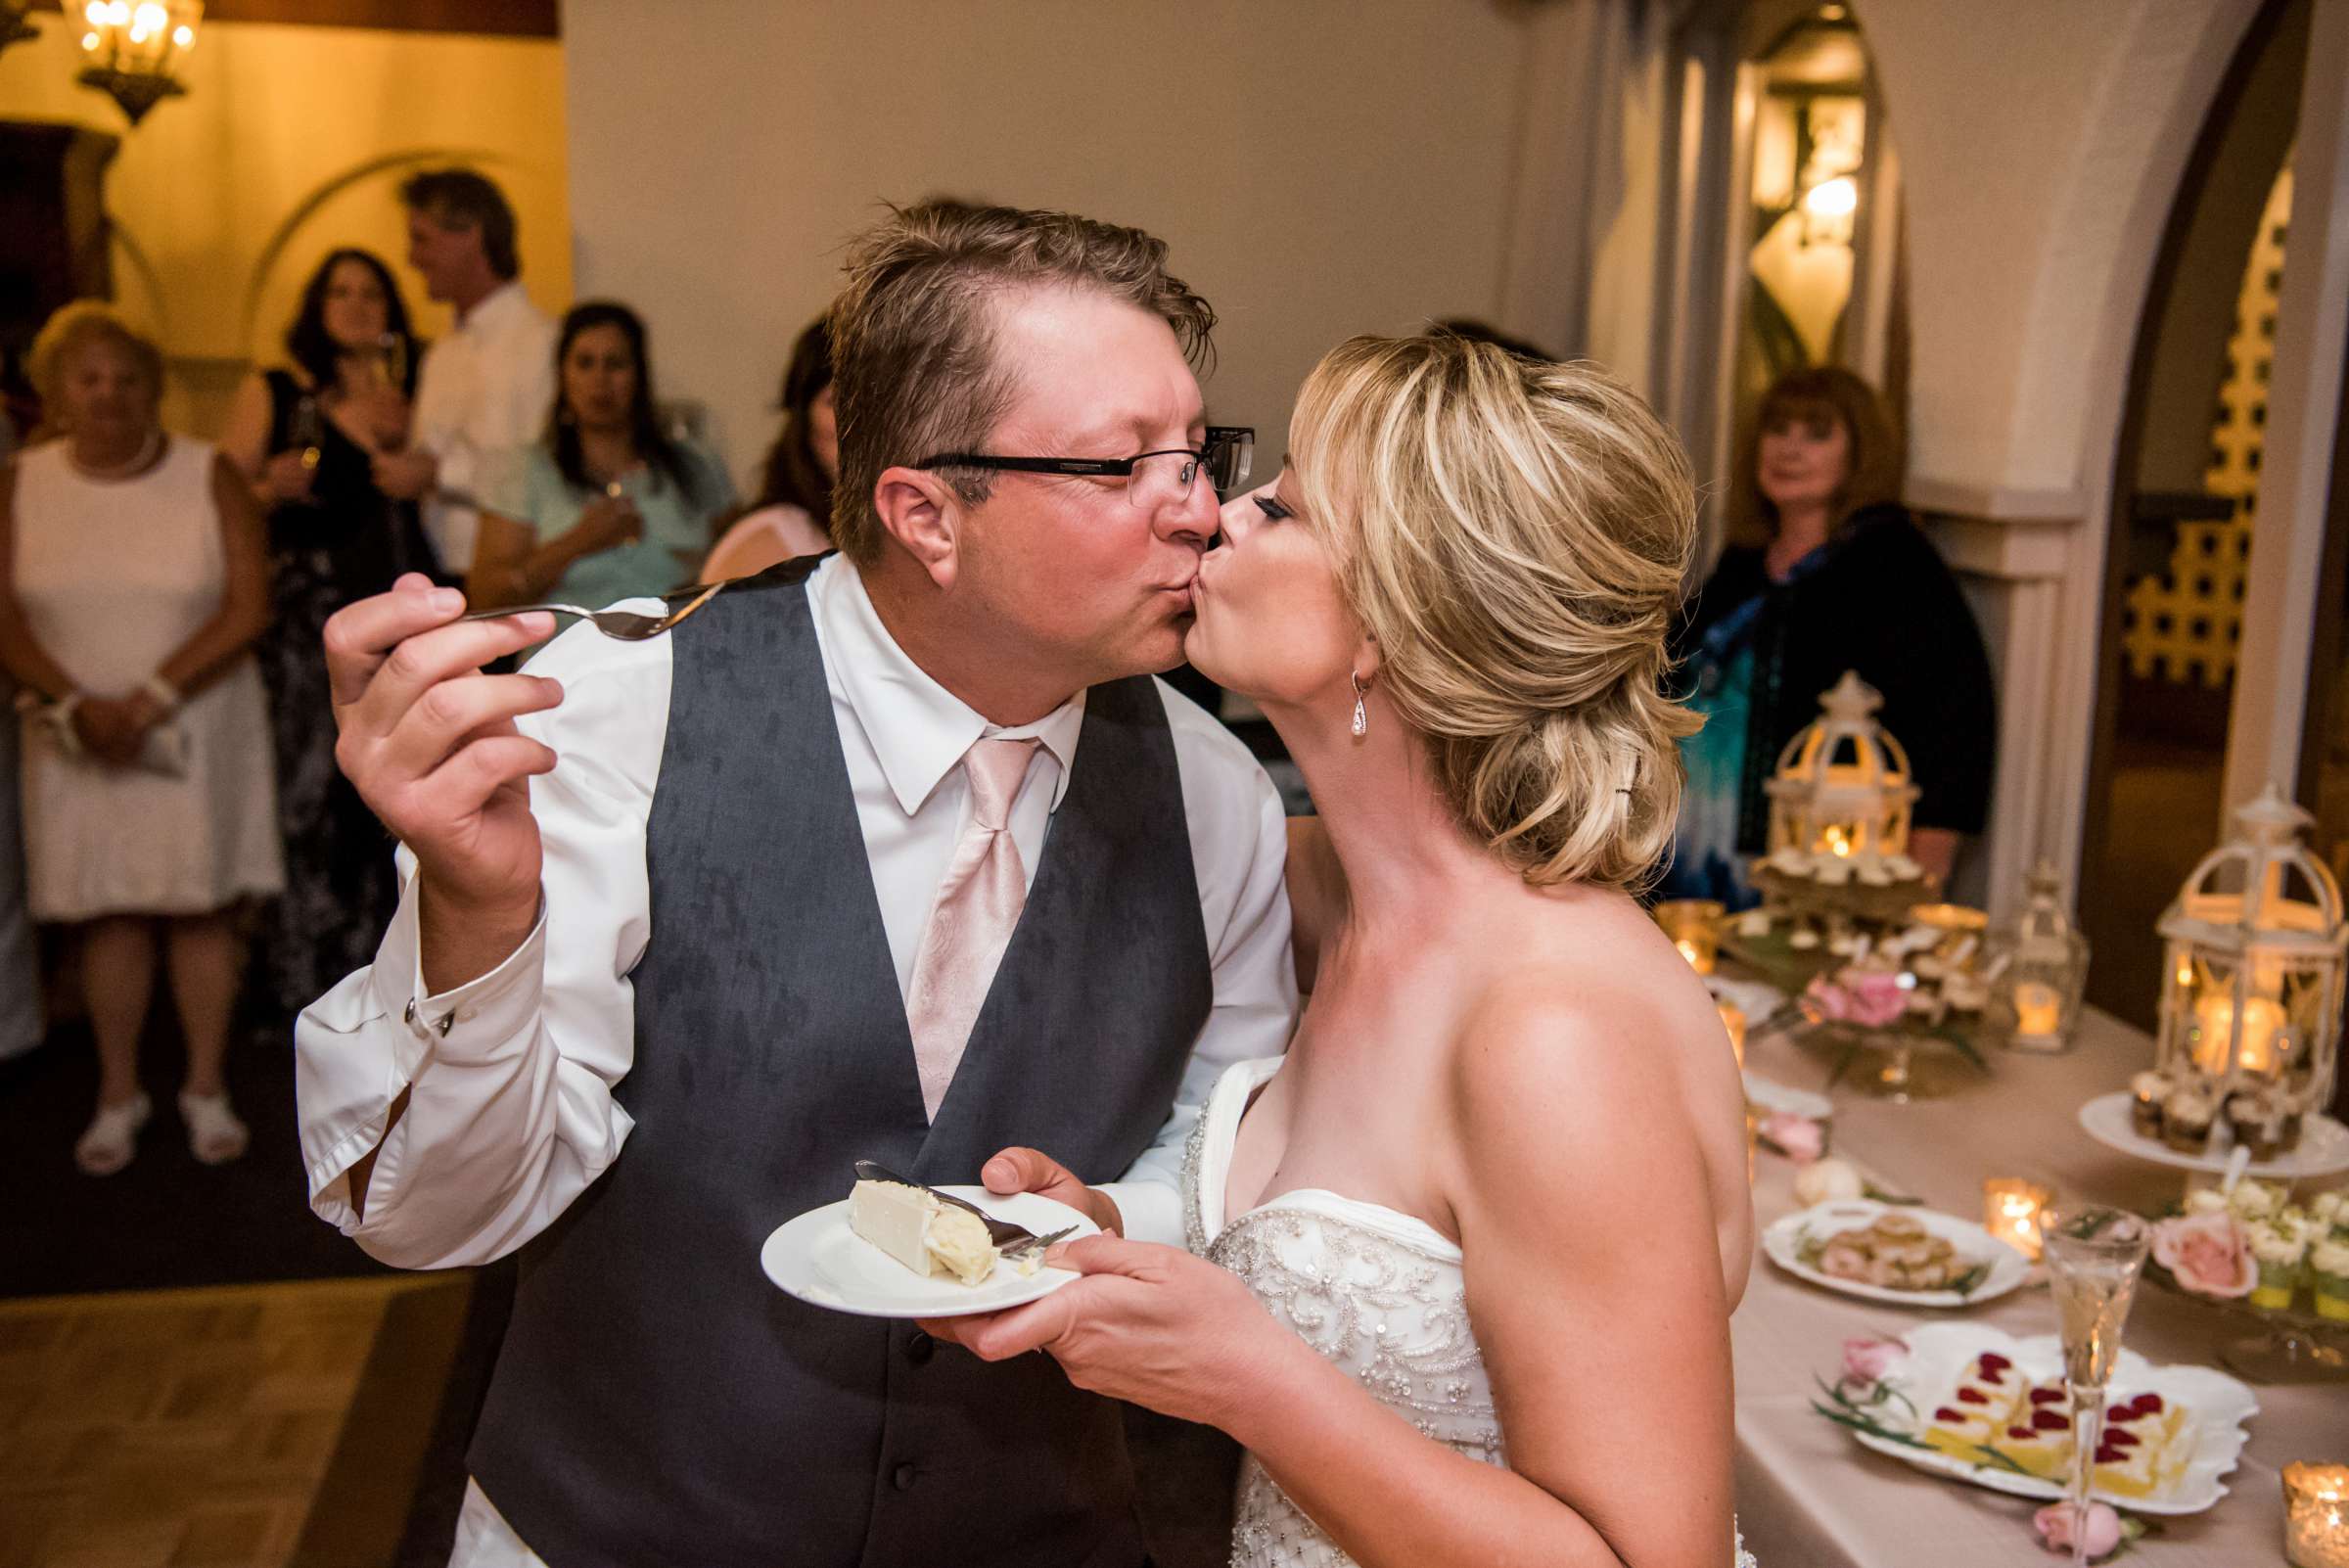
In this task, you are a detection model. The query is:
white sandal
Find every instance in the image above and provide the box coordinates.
[179,1089,250,1166]
[74,1092,153,1176]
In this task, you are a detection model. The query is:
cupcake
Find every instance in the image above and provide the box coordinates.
[2312,1191,2345,1229]
[2313,1233,2349,1322]
[2280,1105,2305,1153]
[2130,1072,2171,1138]
[2162,1086,2216,1154]
[2184,1186,2233,1217]
[2227,1095,2283,1162]
[2229,1177,2284,1222]
[2246,1218,2311,1311]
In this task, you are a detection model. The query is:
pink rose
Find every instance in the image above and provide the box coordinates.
[2033,1500,2122,1561]
[1840,1336,1902,1388]
[2150,1211,2256,1299]
[1805,968,1910,1029]
[1760,1110,1824,1165]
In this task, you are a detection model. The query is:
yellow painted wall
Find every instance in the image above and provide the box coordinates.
[0,19,569,436]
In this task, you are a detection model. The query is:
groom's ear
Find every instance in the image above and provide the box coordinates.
[872,466,965,589]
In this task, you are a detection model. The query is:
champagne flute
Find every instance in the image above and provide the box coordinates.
[290,394,325,474]
[2041,1203,2151,1565]
[377,332,407,394]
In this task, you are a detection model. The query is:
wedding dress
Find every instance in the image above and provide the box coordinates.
[1181,1056,1756,1568]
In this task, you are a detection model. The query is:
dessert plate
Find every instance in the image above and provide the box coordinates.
[2077,1092,2349,1177]
[1824,1323,2259,1514]
[1763,1199,2030,1308]
[761,1187,1099,1318]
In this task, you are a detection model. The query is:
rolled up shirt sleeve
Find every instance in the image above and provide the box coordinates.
[294,610,672,1269]
[1098,685,1299,1246]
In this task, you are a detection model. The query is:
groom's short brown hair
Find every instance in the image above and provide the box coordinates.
[827,200,1217,565]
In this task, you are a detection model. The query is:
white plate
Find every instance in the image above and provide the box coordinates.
[1828,1322,2259,1515]
[2077,1091,2349,1177]
[1763,1199,2029,1308]
[1744,1071,1834,1123]
[760,1187,1099,1319]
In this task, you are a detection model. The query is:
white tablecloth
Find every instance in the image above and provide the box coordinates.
[1733,1004,2340,1567]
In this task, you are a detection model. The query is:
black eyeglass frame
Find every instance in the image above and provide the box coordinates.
[915,425,1255,496]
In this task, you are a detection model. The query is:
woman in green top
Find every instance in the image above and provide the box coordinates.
[471,300,732,612]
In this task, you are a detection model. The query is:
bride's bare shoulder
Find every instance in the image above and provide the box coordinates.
[1443,890,1735,1133]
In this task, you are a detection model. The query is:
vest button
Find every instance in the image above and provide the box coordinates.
[904,1330,934,1365]
[893,1462,917,1492]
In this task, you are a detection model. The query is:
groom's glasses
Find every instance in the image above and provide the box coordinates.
[917,426,1254,511]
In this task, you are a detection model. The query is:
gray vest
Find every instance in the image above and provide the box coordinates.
[469,558,1215,1567]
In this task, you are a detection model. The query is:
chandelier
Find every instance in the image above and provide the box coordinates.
[74,1,203,126]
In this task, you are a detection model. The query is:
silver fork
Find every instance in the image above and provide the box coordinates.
[853,1160,1080,1260]
[460,581,724,641]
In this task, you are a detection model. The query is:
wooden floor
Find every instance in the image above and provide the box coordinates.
[0,1273,471,1568]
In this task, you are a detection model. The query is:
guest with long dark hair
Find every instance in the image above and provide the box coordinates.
[222,248,434,1015]
[702,315,835,580]
[470,300,732,610]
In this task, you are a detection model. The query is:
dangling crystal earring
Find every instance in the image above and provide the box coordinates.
[1350,671,1368,738]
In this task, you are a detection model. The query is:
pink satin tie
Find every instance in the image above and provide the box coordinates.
[904,736,1040,1121]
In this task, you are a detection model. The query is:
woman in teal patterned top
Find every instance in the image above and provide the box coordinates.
[471,300,733,614]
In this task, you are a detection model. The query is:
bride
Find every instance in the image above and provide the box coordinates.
[944,333,1754,1568]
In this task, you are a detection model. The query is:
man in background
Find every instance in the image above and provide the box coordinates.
[376,168,557,583]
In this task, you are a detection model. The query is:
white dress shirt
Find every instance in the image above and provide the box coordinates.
[408,280,558,576]
[294,555,1297,1568]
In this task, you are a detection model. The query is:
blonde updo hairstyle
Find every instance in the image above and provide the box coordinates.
[1289,333,1700,891]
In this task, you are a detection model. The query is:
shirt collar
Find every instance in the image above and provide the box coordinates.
[815,557,1083,817]
[456,280,532,337]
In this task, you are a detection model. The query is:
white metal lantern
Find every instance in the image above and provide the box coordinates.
[1764,670,1919,862]
[2154,785,2346,1128]
[1989,860,2091,1052]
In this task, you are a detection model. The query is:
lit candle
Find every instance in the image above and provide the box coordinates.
[1719,1001,1747,1068]
[1654,900,1722,977]
[1981,1177,2052,1262]
[2192,993,2286,1076]
[2284,1461,2349,1568]
[1820,823,1855,858]
[2012,981,2063,1041]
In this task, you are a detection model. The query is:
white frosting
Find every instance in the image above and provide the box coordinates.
[2228,1181,2283,1222]
[847,1178,1001,1286]
[851,1179,938,1276]
[2248,1221,2309,1266]
[2312,1236,2349,1276]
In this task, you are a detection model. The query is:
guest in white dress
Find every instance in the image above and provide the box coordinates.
[936,334,1757,1567]
[700,313,836,581]
[0,303,284,1174]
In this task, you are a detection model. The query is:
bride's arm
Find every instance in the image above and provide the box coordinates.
[1230,996,1736,1568]
[944,994,1739,1568]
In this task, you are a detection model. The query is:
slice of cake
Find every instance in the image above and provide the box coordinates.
[1990,1384,2075,1479]
[849,1178,1000,1286]
[1922,1352,2024,1457]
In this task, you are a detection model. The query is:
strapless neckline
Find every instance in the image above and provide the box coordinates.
[1190,1057,1461,1261]
[1179,1055,1758,1568]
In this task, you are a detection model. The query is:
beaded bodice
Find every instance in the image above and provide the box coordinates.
[1180,1057,1755,1568]
[1180,1058,1498,1567]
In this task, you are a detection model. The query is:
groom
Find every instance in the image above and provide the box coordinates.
[295,201,1296,1567]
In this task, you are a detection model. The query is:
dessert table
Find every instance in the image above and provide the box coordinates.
[1732,1002,2344,1566]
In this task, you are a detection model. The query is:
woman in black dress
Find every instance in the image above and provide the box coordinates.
[221,248,434,1014]
[1661,367,1996,907]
